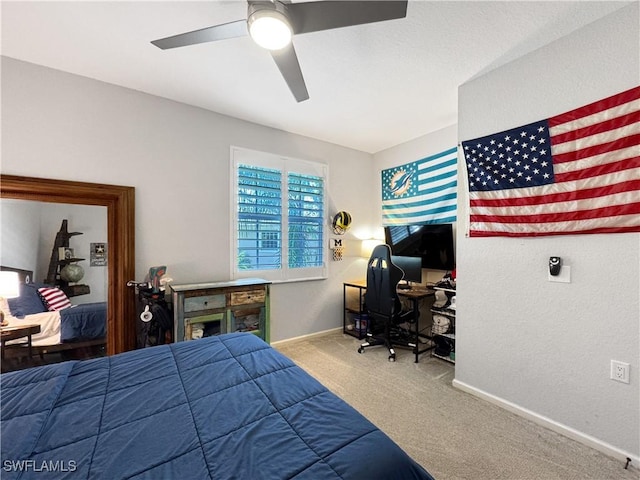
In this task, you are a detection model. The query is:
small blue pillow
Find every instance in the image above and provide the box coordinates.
[7,283,48,318]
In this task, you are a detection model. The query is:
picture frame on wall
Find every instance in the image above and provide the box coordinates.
[90,242,107,266]
[58,247,74,260]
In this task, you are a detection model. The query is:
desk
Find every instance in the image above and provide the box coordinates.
[343,281,369,340]
[398,287,436,363]
[343,281,435,362]
[1,324,41,365]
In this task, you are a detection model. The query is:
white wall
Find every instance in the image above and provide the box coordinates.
[374,124,458,284]
[36,203,108,304]
[371,125,459,330]
[0,199,40,275]
[455,4,639,462]
[1,56,375,342]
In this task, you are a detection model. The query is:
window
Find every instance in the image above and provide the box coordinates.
[260,231,279,249]
[231,147,327,282]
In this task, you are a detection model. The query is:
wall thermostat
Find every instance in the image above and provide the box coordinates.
[549,256,562,276]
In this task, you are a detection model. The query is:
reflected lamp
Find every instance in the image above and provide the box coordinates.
[0,271,20,326]
[361,239,382,259]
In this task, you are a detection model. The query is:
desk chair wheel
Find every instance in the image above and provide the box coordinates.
[358,347,365,354]
[388,348,396,362]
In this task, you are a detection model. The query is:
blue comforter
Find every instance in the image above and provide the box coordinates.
[1,333,433,479]
[60,302,106,342]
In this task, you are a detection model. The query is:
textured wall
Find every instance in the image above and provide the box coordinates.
[456,4,639,460]
[1,56,375,342]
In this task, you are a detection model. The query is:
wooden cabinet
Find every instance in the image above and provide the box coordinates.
[171,278,271,343]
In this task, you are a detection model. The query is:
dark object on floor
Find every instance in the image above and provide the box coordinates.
[132,281,173,348]
[433,334,455,358]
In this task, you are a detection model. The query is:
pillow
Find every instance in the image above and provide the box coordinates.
[37,287,72,311]
[7,283,48,318]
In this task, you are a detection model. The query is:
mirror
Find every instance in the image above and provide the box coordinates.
[0,174,135,355]
[1,199,108,303]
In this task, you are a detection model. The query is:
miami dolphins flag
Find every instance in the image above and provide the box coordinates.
[381,147,458,226]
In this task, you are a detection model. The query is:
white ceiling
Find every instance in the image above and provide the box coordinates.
[1,1,630,153]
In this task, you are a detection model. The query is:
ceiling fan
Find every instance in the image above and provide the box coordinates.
[151,0,408,102]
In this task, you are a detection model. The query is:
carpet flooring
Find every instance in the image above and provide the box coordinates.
[275,331,638,480]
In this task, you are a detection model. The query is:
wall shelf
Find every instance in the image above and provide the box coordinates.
[430,286,456,363]
[46,220,90,297]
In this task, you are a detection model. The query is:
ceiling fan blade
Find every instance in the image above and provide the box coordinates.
[287,1,408,35]
[151,19,248,50]
[270,44,309,103]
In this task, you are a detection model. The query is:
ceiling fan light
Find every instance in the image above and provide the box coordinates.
[248,11,292,51]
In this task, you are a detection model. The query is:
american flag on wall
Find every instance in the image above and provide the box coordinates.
[381,147,457,226]
[461,86,640,237]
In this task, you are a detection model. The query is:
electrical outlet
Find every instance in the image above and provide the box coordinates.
[610,360,630,384]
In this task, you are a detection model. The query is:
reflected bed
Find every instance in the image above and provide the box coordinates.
[0,267,106,354]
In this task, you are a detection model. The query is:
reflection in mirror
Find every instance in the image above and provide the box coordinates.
[1,199,110,370]
[0,175,136,361]
[1,199,108,302]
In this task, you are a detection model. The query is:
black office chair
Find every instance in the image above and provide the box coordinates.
[357,244,415,361]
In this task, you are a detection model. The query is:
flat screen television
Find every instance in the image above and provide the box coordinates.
[384,223,455,271]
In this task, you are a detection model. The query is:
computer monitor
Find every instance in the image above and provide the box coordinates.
[385,223,455,271]
[391,255,422,289]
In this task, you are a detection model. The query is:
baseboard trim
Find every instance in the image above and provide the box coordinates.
[452,379,640,469]
[271,327,343,348]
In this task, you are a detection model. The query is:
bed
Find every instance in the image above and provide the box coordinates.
[0,267,106,353]
[0,333,434,479]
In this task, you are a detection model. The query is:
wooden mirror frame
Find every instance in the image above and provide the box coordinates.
[1,175,136,354]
